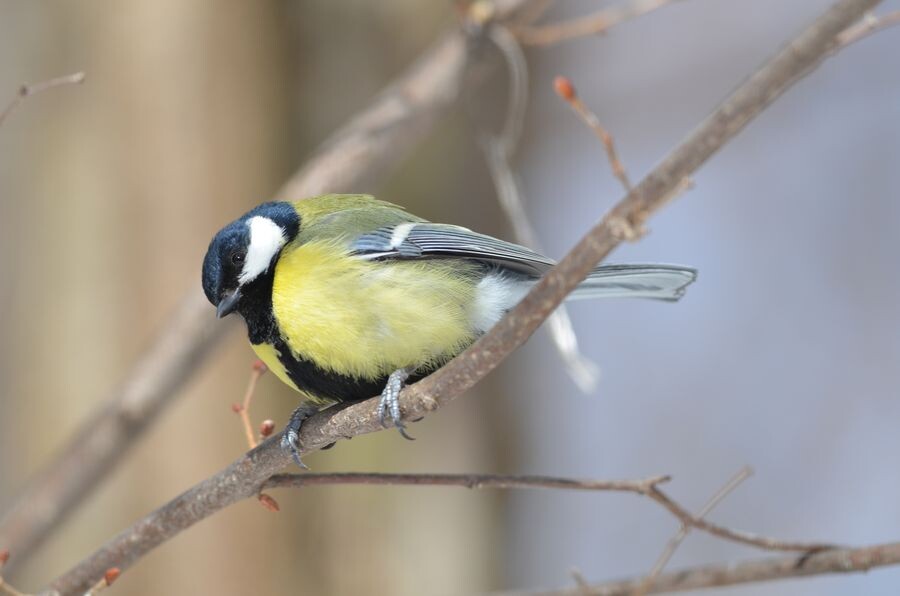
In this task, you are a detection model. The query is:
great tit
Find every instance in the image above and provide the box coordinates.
[202,194,696,465]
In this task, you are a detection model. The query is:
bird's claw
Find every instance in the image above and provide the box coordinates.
[379,368,415,441]
[281,402,319,469]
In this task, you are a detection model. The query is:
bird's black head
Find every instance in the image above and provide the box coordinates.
[202,202,300,321]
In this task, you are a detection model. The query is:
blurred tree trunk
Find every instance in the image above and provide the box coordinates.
[0,1,502,594]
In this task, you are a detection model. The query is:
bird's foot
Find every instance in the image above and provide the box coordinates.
[379,367,415,440]
[281,402,320,469]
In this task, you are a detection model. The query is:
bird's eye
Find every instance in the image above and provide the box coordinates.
[230,252,245,266]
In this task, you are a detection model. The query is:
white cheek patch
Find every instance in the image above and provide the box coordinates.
[239,216,287,284]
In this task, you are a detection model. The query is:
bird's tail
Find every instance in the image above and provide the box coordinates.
[566,264,697,302]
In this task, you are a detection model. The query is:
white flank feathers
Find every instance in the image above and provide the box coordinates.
[473,273,530,333]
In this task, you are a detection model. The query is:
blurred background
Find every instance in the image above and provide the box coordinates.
[1,1,898,594]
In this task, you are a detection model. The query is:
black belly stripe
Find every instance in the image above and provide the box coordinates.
[270,337,430,403]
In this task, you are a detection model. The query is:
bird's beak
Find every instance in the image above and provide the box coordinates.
[216,288,242,318]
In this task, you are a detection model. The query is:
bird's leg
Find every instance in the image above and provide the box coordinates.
[378,367,416,441]
[281,401,320,469]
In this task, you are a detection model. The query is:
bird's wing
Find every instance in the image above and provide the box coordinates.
[350,223,555,276]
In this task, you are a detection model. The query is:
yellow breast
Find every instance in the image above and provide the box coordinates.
[251,342,300,392]
[270,240,479,381]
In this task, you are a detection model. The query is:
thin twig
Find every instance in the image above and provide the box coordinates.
[835,9,900,46]
[569,568,591,593]
[263,470,825,554]
[634,466,753,595]
[480,24,600,391]
[509,542,900,595]
[263,472,667,493]
[488,25,529,156]
[0,72,85,129]
[276,0,536,201]
[0,578,28,596]
[0,550,27,596]
[0,0,544,573]
[510,0,557,27]
[512,0,682,46]
[45,1,886,593]
[82,569,119,596]
[642,481,832,553]
[554,76,633,193]
[232,361,277,511]
[233,361,268,450]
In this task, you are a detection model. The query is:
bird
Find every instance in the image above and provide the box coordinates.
[201,194,696,466]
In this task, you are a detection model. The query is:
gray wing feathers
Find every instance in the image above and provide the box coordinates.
[351,223,555,276]
[351,226,422,259]
[351,223,696,302]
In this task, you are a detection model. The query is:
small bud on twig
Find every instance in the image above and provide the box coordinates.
[236,358,272,448]
[83,566,122,595]
[259,420,275,438]
[104,567,121,586]
[554,76,576,101]
[258,493,280,513]
[553,74,635,195]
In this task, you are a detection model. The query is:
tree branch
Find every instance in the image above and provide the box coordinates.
[0,0,541,572]
[0,71,85,128]
[511,0,683,46]
[263,472,668,492]
[44,0,883,593]
[514,542,900,595]
[835,9,900,46]
[263,471,831,554]
[478,24,601,391]
[634,466,753,596]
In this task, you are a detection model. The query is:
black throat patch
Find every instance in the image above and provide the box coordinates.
[237,265,279,345]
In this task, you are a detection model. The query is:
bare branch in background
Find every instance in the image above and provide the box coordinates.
[514,542,900,595]
[554,77,634,193]
[634,466,753,596]
[479,23,600,391]
[835,9,900,46]
[0,549,28,596]
[568,568,591,593]
[263,471,668,492]
[641,481,831,554]
[509,0,556,27]
[231,361,282,513]
[512,0,683,46]
[0,72,85,129]
[232,360,269,450]
[44,1,884,593]
[264,470,827,553]
[0,0,542,572]
[0,578,28,596]
[0,71,85,128]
